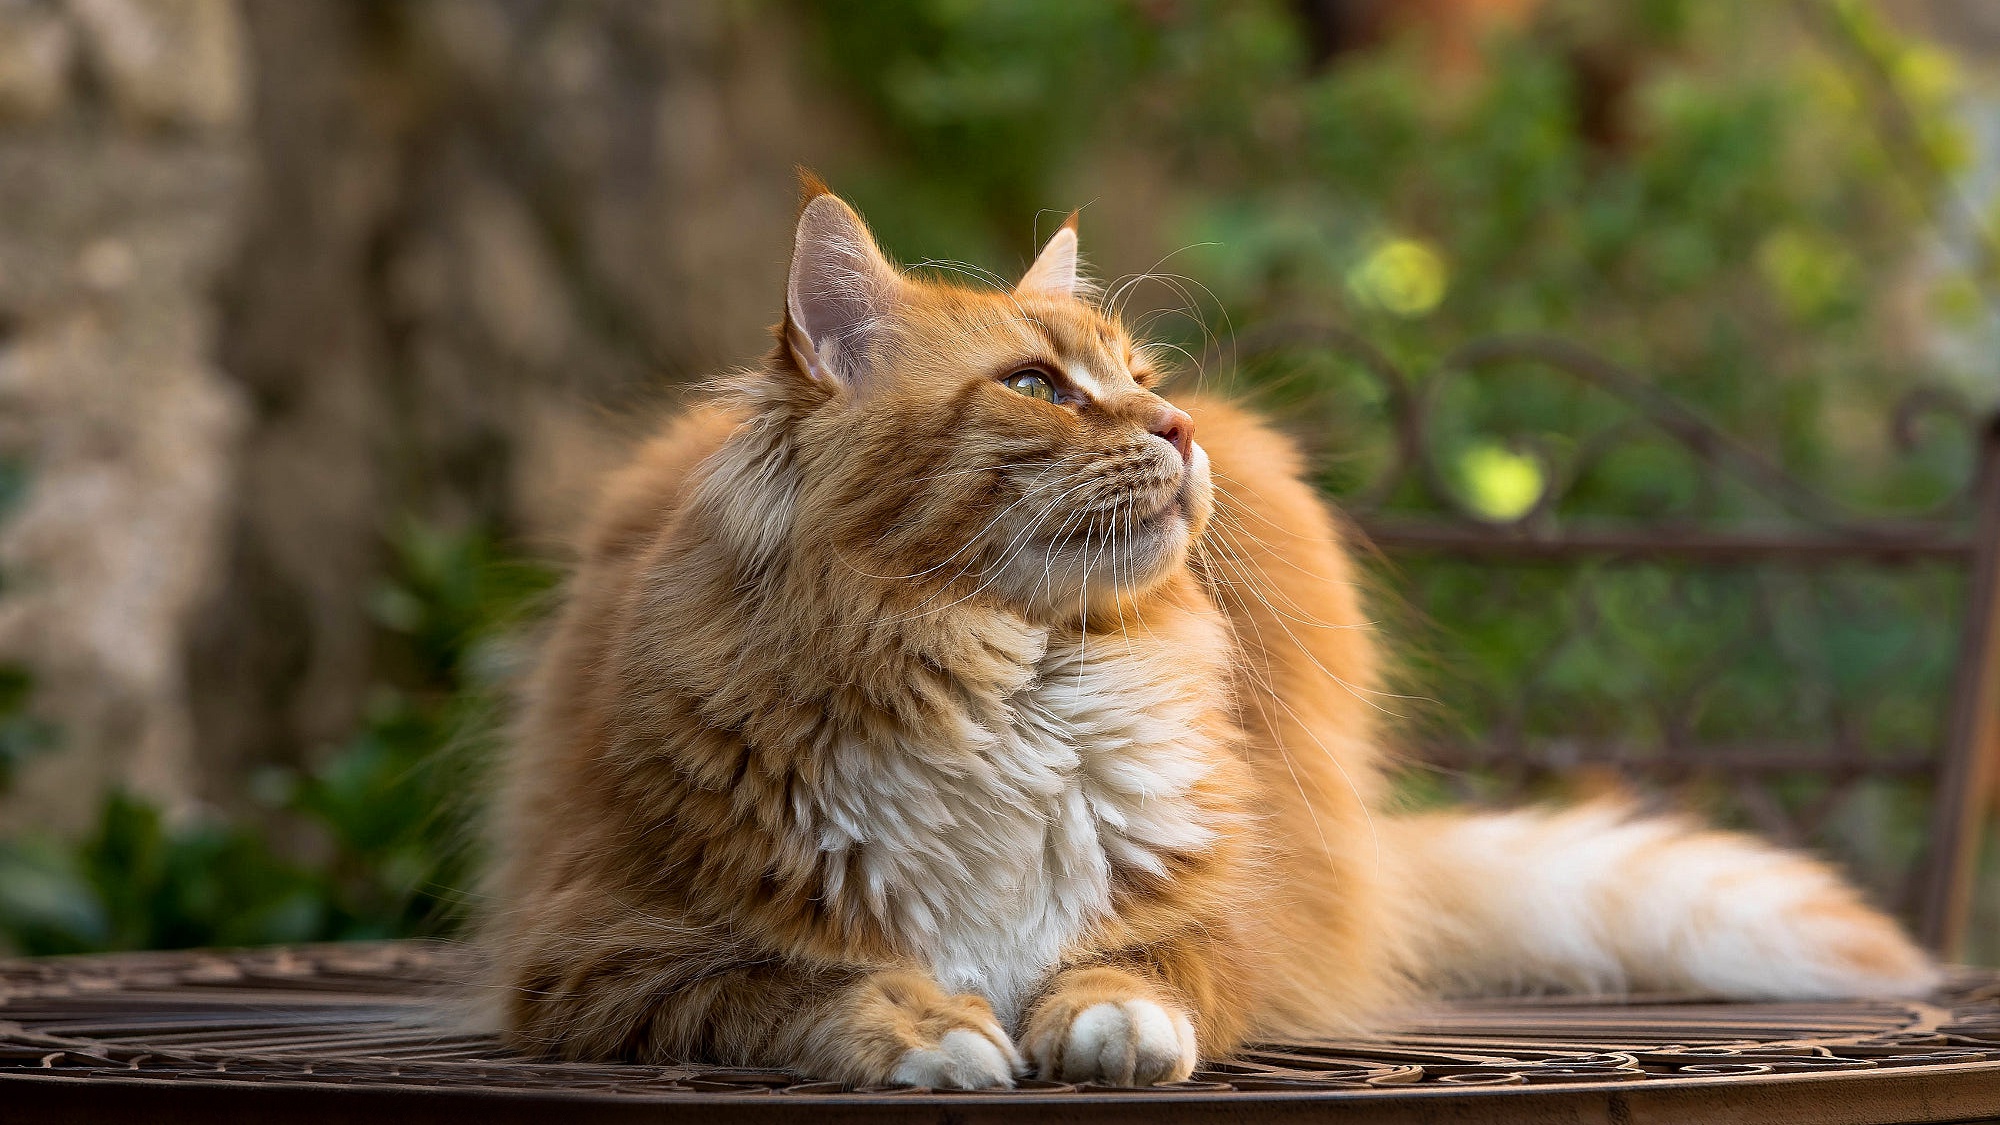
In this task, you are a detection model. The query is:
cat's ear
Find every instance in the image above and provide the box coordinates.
[1016,212,1081,299]
[784,184,903,388]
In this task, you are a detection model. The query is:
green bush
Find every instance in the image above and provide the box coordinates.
[0,525,552,955]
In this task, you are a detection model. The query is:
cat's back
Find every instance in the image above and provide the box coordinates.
[492,400,744,907]
[580,401,748,567]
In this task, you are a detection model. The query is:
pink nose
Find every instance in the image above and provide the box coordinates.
[1150,404,1195,464]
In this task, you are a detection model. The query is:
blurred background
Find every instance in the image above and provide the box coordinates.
[0,0,1996,960]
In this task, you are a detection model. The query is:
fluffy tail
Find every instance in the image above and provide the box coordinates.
[1389,801,1940,1000]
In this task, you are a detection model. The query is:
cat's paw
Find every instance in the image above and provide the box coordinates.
[1022,995,1198,1086]
[836,971,1023,1089]
[889,1015,1022,1089]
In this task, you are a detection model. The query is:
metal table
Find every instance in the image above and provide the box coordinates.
[4,941,2000,1123]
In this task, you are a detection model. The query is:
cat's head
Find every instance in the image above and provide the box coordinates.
[710,184,1212,622]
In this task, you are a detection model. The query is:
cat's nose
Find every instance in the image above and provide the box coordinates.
[1149,404,1195,465]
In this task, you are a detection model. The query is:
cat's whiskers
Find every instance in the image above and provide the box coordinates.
[1105,494,1134,660]
[1192,514,1396,865]
[1186,542,1352,879]
[1138,339,1202,385]
[1128,489,1167,647]
[1207,467,1359,549]
[1104,259,1233,391]
[1198,492,1435,720]
[1075,517,1093,692]
[872,470,1108,626]
[1198,539,1382,876]
[1032,496,1096,604]
[941,463,1158,624]
[834,452,1091,583]
[1102,244,1215,319]
[1199,511,1410,714]
[1121,496,1139,653]
[1199,485,1376,631]
[1201,470,1372,604]
[1036,498,1094,607]
[1199,490,1430,712]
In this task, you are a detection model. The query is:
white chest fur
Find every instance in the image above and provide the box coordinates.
[806,618,1228,1027]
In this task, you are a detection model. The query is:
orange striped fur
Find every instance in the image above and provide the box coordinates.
[484,186,1937,1087]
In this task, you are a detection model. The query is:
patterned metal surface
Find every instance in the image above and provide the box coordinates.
[4,942,2000,1121]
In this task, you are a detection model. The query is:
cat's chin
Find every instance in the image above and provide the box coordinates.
[1117,509,1190,577]
[1109,514,1195,594]
[1011,505,1197,618]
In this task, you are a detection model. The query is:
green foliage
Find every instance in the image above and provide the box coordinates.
[0,525,553,955]
[289,522,555,939]
[0,660,52,793]
[806,0,1156,261]
[0,794,323,953]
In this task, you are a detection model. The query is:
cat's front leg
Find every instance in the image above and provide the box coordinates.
[504,943,1020,1087]
[1019,965,1200,1086]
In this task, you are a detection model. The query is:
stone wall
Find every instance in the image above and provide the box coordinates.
[0,0,839,829]
[0,0,247,829]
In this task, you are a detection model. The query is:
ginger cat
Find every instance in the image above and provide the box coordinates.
[484,182,1937,1087]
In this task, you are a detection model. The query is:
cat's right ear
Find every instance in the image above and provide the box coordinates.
[784,185,902,389]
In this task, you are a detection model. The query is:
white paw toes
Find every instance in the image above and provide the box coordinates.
[891,1023,1023,1089]
[1031,998,1198,1086]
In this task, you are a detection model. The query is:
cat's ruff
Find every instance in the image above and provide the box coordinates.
[832,612,1234,1031]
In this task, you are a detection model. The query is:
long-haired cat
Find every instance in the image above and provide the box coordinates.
[484,181,1937,1087]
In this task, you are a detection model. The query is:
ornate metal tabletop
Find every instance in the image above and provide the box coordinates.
[4,942,2000,1122]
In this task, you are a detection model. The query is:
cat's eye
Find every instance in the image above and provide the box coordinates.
[1002,368,1058,403]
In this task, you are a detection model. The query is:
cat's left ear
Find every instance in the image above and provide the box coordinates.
[1016,212,1081,299]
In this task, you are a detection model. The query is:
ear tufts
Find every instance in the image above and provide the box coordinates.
[795,166,832,209]
[1017,213,1083,299]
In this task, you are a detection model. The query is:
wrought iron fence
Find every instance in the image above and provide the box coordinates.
[1195,328,2000,957]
